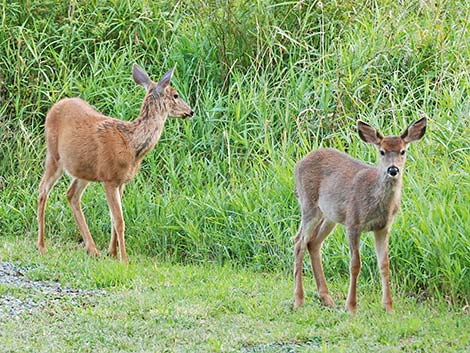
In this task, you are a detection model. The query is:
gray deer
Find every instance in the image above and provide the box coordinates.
[293,118,427,313]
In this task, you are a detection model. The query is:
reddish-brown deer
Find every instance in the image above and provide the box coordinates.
[37,64,194,263]
[293,118,427,313]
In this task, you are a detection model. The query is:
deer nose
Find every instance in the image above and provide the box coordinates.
[186,110,194,118]
[387,166,399,177]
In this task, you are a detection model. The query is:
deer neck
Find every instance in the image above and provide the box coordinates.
[130,94,168,159]
[372,171,403,208]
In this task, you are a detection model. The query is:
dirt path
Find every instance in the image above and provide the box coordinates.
[0,262,104,318]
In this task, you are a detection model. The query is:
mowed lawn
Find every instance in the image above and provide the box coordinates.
[0,239,468,353]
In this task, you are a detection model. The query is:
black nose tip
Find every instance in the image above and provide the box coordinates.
[387,166,399,177]
[188,110,194,117]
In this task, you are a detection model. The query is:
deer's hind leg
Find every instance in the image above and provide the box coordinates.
[37,155,63,253]
[374,228,393,313]
[307,219,336,307]
[67,178,99,257]
[345,227,362,314]
[294,206,323,308]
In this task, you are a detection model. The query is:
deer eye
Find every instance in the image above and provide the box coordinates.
[380,150,385,156]
[400,150,406,155]
[173,94,179,99]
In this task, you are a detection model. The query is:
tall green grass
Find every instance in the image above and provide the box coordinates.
[1,1,469,303]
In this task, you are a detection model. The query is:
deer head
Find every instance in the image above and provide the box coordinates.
[358,117,427,180]
[132,64,194,119]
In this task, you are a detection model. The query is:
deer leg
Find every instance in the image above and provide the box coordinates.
[37,155,63,254]
[293,227,306,309]
[67,178,99,257]
[109,184,125,258]
[374,228,393,313]
[293,209,322,309]
[346,228,362,314]
[104,183,127,264]
[307,219,336,307]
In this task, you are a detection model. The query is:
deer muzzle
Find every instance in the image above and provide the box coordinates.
[387,166,400,177]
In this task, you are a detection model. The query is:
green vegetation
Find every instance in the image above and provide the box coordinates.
[0,1,469,348]
[1,239,469,352]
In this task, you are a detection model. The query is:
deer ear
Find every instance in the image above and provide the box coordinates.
[132,64,151,90]
[155,67,175,93]
[401,117,427,144]
[357,121,383,145]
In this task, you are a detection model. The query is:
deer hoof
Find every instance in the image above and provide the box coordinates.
[346,303,358,315]
[108,249,118,259]
[87,247,100,257]
[320,294,335,307]
[293,297,305,309]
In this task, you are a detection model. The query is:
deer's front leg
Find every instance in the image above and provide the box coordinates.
[104,183,128,264]
[109,184,125,258]
[374,228,393,313]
